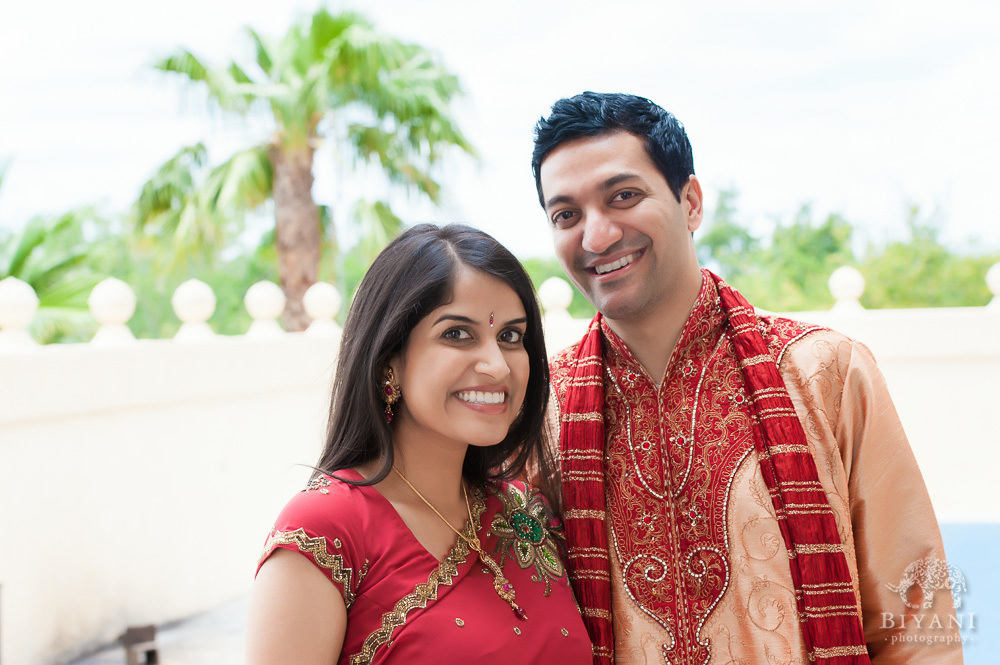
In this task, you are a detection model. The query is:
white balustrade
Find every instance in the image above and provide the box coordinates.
[244,281,286,338]
[89,277,137,345]
[828,265,866,311]
[0,276,39,350]
[537,276,582,355]
[987,262,1000,309]
[172,278,217,342]
[2,264,1000,665]
[303,281,342,338]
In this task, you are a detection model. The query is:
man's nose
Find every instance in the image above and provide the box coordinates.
[581,211,623,255]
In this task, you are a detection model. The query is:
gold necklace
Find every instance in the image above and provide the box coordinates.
[392,466,527,620]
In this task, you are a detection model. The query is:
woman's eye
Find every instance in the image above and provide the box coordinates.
[443,328,472,341]
[500,329,524,344]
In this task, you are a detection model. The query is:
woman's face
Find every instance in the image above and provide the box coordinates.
[391,264,530,454]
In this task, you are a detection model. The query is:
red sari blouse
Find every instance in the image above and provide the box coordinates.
[257,469,592,665]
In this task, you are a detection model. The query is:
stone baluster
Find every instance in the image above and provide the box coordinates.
[828,266,865,312]
[172,279,216,342]
[0,277,39,350]
[244,281,286,338]
[987,262,1000,310]
[303,282,342,337]
[538,276,583,355]
[89,278,137,345]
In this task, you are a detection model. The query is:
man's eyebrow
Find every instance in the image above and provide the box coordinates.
[544,173,642,210]
[602,173,641,190]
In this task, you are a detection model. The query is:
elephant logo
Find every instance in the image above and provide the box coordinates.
[886,557,967,610]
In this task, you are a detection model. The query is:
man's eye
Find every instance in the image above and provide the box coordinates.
[551,210,577,227]
[613,190,637,202]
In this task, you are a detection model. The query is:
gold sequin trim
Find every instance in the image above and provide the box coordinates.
[563,470,604,481]
[582,607,613,620]
[561,628,569,636]
[513,626,522,635]
[738,353,773,367]
[455,618,465,627]
[563,509,606,520]
[757,443,810,459]
[259,528,359,608]
[812,645,869,657]
[562,450,604,461]
[569,569,611,581]
[795,543,843,554]
[348,488,486,665]
[562,411,604,422]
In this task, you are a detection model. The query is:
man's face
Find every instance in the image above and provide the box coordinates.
[538,131,703,324]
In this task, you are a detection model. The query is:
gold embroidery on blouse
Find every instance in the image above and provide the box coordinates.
[488,483,568,596]
[259,528,360,609]
[348,488,486,665]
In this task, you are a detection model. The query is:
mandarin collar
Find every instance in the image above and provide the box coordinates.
[600,269,726,377]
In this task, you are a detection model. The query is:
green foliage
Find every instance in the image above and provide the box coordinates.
[696,188,759,284]
[0,208,107,343]
[131,143,272,268]
[150,7,474,301]
[697,189,998,311]
[860,209,1000,308]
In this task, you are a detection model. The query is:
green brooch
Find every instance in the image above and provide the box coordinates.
[488,483,566,596]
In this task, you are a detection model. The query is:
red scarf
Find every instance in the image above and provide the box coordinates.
[558,272,870,664]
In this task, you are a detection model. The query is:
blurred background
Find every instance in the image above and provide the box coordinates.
[1,1,997,663]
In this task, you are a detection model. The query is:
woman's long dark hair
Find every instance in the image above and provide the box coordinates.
[316,223,554,489]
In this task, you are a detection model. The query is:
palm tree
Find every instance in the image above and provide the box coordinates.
[149,8,474,330]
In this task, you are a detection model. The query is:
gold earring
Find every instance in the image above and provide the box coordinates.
[382,367,401,423]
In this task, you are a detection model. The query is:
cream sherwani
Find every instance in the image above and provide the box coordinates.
[547,274,963,664]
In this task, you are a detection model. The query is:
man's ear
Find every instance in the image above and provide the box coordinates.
[683,175,704,233]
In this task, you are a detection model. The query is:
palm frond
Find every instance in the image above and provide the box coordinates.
[246,27,273,74]
[209,146,273,211]
[155,48,209,82]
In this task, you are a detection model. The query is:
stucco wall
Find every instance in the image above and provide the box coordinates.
[1,274,998,664]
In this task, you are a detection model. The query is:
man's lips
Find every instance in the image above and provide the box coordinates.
[590,251,639,275]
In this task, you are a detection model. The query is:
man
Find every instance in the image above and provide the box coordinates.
[532,92,961,664]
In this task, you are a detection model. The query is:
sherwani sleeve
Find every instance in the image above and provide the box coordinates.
[832,339,962,663]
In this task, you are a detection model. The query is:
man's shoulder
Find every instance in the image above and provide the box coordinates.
[758,313,845,361]
[760,314,873,379]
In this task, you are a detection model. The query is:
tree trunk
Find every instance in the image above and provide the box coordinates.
[270,144,322,331]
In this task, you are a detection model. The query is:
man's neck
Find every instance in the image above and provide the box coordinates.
[603,271,704,384]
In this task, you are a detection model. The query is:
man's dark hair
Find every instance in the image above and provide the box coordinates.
[531,91,695,206]
[315,223,554,490]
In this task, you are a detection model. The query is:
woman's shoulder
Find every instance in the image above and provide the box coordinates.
[271,471,373,537]
[257,471,377,603]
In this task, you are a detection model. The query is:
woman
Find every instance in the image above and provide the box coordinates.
[247,224,591,665]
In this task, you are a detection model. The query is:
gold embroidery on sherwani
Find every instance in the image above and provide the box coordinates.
[596,284,822,664]
[348,488,486,665]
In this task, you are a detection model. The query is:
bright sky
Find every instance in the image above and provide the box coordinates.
[1,0,998,258]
